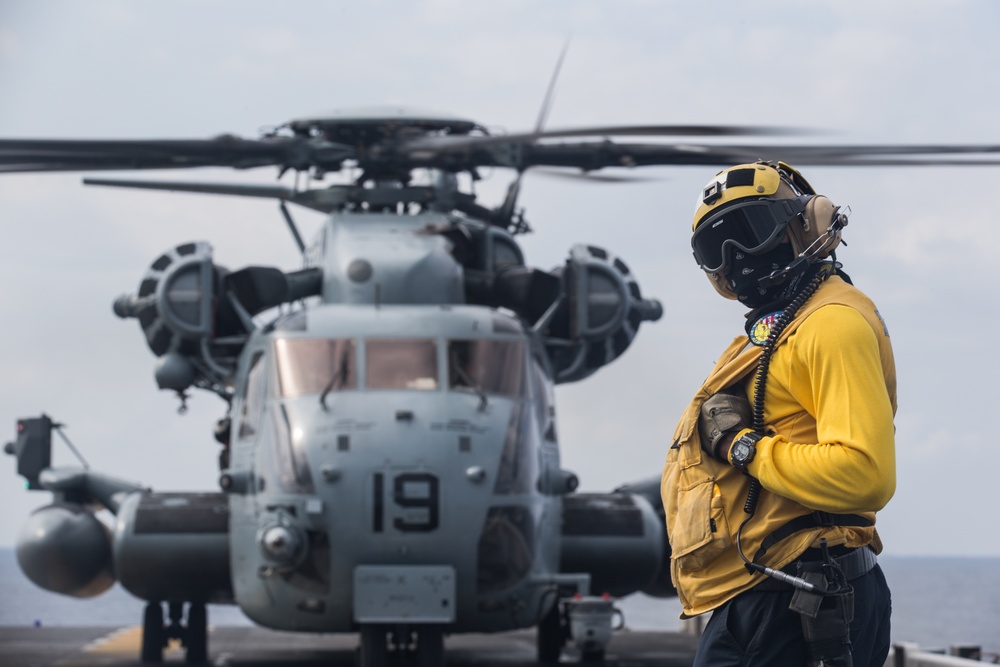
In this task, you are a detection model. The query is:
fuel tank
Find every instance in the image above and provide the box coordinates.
[16,502,114,598]
[559,492,671,598]
[113,492,233,603]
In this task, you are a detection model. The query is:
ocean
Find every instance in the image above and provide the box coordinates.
[1,550,997,657]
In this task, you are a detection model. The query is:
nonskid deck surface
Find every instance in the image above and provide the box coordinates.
[0,626,700,666]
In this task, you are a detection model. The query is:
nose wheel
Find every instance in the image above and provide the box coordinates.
[358,625,389,667]
[414,626,444,666]
[140,601,208,664]
[356,624,445,667]
[537,599,568,664]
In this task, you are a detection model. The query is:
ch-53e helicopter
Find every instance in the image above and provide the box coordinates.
[4,101,1000,666]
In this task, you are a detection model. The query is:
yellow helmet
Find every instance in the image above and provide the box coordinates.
[691,161,846,300]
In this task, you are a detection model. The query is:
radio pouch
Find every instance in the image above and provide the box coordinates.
[791,540,855,667]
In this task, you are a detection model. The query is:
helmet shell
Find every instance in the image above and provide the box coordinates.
[691,161,843,300]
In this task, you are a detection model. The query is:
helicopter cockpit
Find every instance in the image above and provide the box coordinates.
[268,334,530,399]
[267,317,530,400]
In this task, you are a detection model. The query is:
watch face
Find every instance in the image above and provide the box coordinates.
[733,443,750,460]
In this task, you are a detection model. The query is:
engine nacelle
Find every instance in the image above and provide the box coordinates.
[559,492,671,598]
[113,241,237,392]
[546,245,662,384]
[113,243,321,397]
[16,503,114,598]
[113,492,233,604]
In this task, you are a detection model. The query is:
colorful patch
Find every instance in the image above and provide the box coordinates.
[749,310,784,346]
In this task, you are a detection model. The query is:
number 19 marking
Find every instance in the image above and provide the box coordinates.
[372,472,440,533]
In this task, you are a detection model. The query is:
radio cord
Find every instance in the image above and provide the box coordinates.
[734,266,833,590]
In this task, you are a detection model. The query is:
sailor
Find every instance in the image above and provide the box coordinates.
[661,161,896,667]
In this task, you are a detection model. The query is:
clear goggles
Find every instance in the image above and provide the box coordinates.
[691,197,808,274]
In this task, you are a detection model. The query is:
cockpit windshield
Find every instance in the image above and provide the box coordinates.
[448,340,526,397]
[274,336,525,396]
[274,338,357,397]
[366,339,438,390]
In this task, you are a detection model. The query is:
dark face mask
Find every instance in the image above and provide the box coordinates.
[724,243,811,308]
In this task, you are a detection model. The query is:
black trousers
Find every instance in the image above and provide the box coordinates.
[692,564,891,667]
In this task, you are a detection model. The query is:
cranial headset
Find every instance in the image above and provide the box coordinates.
[690,162,848,278]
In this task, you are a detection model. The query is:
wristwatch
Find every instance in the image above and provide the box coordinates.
[729,431,762,472]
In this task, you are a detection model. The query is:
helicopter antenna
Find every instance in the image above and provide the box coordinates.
[534,39,569,133]
[497,39,570,232]
[279,201,307,256]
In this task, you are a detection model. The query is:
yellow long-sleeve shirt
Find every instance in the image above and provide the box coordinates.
[746,303,896,513]
[661,275,896,617]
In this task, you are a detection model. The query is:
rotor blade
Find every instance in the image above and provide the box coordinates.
[532,167,663,183]
[83,178,296,198]
[0,137,355,174]
[82,178,343,213]
[512,141,1000,170]
[399,124,808,157]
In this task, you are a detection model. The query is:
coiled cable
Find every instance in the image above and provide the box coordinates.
[735,265,834,571]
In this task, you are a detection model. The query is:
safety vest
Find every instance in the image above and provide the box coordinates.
[661,275,896,617]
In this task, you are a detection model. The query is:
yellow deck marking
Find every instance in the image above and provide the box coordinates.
[82,626,141,655]
[82,626,188,658]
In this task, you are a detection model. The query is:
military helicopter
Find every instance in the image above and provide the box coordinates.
[4,102,1000,666]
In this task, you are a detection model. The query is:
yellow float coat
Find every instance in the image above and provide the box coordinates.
[661,275,896,617]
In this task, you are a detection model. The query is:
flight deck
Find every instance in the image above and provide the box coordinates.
[0,626,699,666]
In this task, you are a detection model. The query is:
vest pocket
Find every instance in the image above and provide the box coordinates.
[669,480,732,571]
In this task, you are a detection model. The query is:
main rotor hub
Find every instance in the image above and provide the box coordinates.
[284,106,485,146]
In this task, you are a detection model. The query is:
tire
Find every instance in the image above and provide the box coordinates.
[537,600,564,664]
[141,602,165,664]
[415,626,445,667]
[185,603,208,665]
[357,625,388,667]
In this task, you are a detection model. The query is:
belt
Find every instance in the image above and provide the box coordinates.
[750,546,878,592]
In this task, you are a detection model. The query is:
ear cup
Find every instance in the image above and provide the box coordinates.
[787,195,843,259]
[804,195,836,235]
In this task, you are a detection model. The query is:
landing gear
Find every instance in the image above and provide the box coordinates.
[141,602,165,664]
[185,603,208,664]
[356,624,446,667]
[414,626,444,667]
[537,600,567,664]
[139,601,209,664]
[358,625,388,667]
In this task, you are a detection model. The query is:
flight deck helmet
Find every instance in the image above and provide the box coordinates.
[691,161,847,300]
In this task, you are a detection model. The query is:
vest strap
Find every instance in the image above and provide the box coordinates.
[751,511,873,564]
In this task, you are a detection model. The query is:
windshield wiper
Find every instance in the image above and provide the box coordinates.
[319,351,350,412]
[451,351,488,411]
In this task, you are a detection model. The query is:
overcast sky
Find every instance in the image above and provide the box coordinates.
[1,0,998,563]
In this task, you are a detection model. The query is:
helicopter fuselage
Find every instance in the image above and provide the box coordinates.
[228,302,563,633]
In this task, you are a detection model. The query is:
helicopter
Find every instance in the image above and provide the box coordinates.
[4,104,1000,666]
